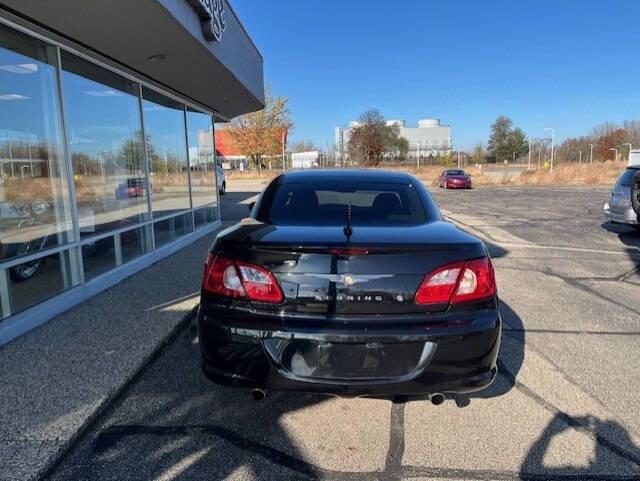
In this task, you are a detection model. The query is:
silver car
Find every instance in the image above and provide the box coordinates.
[604,167,640,228]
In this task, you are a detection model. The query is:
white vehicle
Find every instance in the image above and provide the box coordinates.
[216,163,226,196]
[604,165,640,228]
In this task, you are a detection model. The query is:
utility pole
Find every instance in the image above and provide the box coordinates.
[610,148,618,162]
[537,148,541,169]
[417,142,420,169]
[457,151,461,168]
[589,143,594,164]
[579,151,582,164]
[524,137,531,170]
[544,128,555,172]
[623,143,633,162]
[281,130,286,173]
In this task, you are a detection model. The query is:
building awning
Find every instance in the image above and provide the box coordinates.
[1,0,264,120]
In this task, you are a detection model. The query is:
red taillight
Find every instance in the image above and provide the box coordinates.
[415,257,496,305]
[202,255,284,303]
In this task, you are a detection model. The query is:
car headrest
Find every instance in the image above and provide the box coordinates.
[372,193,402,217]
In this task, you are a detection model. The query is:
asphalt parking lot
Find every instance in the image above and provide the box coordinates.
[46,181,640,481]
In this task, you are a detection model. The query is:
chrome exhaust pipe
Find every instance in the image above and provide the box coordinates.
[251,388,267,401]
[429,393,445,406]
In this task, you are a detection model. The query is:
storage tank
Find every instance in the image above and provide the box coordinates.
[386,120,405,128]
[418,119,440,128]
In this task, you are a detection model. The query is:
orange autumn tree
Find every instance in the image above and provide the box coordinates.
[223,89,292,170]
[595,128,626,161]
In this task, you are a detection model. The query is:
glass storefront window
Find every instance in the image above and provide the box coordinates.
[61,52,149,238]
[142,88,190,218]
[186,107,218,209]
[0,24,73,263]
[153,213,193,247]
[8,249,74,317]
[0,22,220,324]
[120,225,152,264]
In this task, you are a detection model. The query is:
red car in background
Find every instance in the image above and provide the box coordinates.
[439,169,472,189]
[115,178,149,199]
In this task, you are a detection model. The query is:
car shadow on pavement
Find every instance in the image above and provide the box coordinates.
[520,413,640,478]
[601,221,640,250]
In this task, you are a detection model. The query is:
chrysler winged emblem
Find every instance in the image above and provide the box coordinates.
[310,274,393,286]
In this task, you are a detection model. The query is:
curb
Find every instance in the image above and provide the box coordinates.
[36,305,199,481]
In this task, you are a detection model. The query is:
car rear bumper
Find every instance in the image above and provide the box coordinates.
[604,203,638,225]
[198,308,501,397]
[446,181,472,189]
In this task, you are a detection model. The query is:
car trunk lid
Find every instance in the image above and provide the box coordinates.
[214,221,487,317]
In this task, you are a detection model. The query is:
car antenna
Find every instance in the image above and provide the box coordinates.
[343,201,353,240]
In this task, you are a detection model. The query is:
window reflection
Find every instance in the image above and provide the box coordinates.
[154,213,193,247]
[0,25,73,262]
[187,108,218,209]
[61,52,149,238]
[120,225,151,264]
[142,88,190,218]
[9,249,73,317]
[82,236,116,280]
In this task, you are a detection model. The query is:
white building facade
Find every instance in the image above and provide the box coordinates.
[334,118,452,163]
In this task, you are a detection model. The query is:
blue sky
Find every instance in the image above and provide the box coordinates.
[233,0,640,150]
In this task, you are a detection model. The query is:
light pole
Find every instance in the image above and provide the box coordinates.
[524,137,532,170]
[537,147,541,169]
[457,150,461,168]
[610,148,618,162]
[281,130,287,173]
[544,128,555,172]
[579,151,582,164]
[623,143,632,162]
[589,143,594,164]
[417,142,421,169]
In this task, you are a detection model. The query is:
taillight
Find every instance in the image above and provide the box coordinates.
[415,257,496,305]
[202,255,284,303]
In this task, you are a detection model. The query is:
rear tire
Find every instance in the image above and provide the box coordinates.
[10,258,43,281]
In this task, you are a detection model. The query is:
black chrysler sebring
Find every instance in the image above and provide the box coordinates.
[198,169,501,400]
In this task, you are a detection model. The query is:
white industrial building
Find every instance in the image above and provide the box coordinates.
[334,118,452,162]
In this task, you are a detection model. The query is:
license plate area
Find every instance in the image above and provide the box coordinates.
[269,339,435,381]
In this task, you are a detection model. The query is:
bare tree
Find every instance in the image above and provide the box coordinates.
[347,109,408,166]
[290,140,317,153]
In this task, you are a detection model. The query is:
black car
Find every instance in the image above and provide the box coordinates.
[198,169,501,400]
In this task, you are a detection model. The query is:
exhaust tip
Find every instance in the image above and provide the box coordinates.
[251,388,266,401]
[430,393,445,406]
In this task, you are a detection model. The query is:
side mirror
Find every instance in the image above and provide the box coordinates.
[248,201,255,213]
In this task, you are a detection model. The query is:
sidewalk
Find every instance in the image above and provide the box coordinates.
[0,232,217,481]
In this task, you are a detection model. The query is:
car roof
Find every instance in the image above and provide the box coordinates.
[278,169,416,184]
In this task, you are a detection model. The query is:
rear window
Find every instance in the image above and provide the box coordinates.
[617,168,639,187]
[256,181,431,226]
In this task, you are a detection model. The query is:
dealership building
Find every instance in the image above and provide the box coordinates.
[335,118,452,162]
[0,1,264,343]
